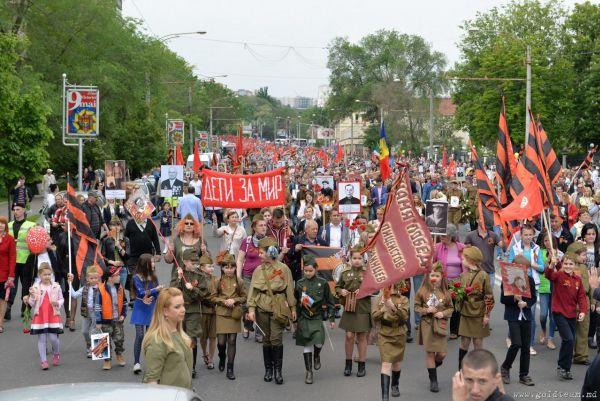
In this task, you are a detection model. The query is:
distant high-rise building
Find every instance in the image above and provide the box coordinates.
[317,85,330,107]
[276,96,315,109]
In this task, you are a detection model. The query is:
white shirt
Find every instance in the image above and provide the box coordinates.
[190,179,202,196]
[329,224,342,248]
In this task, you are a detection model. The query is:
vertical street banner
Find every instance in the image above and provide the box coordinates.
[66,88,99,137]
[167,119,185,144]
[197,131,209,152]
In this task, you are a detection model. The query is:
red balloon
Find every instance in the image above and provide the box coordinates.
[26,226,49,254]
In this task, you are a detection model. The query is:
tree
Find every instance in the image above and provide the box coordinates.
[0,34,53,198]
[451,0,590,150]
[326,30,447,152]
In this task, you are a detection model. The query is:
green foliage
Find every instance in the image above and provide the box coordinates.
[0,34,53,192]
[326,29,447,152]
[451,0,598,151]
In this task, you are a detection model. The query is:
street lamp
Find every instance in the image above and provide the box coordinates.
[210,105,234,148]
[467,27,531,145]
[158,31,207,42]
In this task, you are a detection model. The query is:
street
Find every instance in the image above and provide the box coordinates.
[0,207,593,401]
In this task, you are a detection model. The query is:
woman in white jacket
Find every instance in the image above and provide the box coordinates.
[215,210,247,256]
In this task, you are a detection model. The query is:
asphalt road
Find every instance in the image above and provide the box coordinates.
[0,207,595,400]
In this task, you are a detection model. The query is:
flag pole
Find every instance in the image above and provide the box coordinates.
[67,174,73,314]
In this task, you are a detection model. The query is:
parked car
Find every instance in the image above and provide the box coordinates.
[0,383,201,401]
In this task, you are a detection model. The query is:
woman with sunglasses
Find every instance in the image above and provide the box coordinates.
[165,214,207,287]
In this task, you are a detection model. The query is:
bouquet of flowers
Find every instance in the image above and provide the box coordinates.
[449,281,470,309]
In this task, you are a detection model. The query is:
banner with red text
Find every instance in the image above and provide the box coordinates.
[358,166,434,299]
[202,168,285,208]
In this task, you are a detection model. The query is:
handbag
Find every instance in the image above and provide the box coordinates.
[432,317,448,337]
[260,268,290,325]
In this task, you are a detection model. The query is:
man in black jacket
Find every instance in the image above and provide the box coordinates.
[124,216,161,299]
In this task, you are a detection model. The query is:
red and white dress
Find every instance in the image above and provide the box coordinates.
[30,286,63,335]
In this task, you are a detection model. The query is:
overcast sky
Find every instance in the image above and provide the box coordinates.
[123,0,580,98]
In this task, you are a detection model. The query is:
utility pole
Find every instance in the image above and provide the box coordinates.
[209,108,213,149]
[428,89,434,160]
[525,45,532,146]
[188,85,193,154]
[350,113,354,156]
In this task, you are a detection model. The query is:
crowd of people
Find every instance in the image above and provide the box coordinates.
[0,146,599,401]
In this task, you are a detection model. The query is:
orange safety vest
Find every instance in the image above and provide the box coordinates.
[99,283,124,321]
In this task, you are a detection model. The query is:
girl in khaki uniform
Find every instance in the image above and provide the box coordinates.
[415,262,454,393]
[247,237,296,385]
[214,253,247,380]
[457,246,494,369]
[199,255,218,370]
[372,280,409,401]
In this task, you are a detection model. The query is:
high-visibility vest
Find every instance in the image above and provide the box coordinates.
[99,283,124,321]
[8,220,36,264]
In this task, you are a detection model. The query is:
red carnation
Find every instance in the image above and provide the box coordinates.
[359,224,366,231]
[465,286,473,294]
[23,328,30,334]
[453,282,462,288]
[450,291,457,300]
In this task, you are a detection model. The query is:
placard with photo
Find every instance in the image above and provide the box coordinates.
[159,165,184,198]
[90,332,110,361]
[425,200,449,235]
[500,261,531,298]
[338,181,361,214]
[456,166,466,182]
[314,175,334,193]
[105,160,126,199]
[125,188,155,221]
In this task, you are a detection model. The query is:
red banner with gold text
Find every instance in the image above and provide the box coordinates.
[202,168,285,208]
[358,166,434,299]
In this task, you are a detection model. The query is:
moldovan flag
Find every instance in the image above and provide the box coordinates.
[358,165,433,299]
[379,121,391,181]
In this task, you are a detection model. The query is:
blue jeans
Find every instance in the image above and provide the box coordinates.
[553,313,576,371]
[539,292,555,339]
[488,272,495,289]
[412,275,424,326]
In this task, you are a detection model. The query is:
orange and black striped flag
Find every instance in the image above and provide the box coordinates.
[535,119,562,187]
[495,97,517,206]
[581,146,598,170]
[470,142,503,231]
[66,179,106,278]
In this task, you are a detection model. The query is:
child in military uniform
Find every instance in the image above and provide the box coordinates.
[294,254,336,384]
[176,248,210,378]
[373,280,410,401]
[415,262,454,393]
[569,242,593,365]
[214,253,247,380]
[247,237,296,385]
[336,246,371,377]
[199,254,218,370]
[457,246,494,370]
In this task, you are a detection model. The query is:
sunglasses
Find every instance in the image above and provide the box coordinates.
[184,222,194,226]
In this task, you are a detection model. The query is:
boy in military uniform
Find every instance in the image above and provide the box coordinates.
[247,237,296,385]
[570,242,593,365]
[457,246,494,370]
[214,253,248,380]
[199,254,219,370]
[372,280,409,401]
[415,262,454,393]
[336,246,372,377]
[177,248,210,378]
[447,180,463,226]
[294,254,336,384]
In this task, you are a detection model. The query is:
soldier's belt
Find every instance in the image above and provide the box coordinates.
[259,289,286,295]
[381,319,400,328]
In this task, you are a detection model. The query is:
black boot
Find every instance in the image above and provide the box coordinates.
[273,346,284,385]
[218,344,226,372]
[344,359,352,376]
[262,346,273,382]
[381,374,391,401]
[313,346,322,370]
[4,305,11,321]
[357,361,366,377]
[459,348,468,370]
[304,353,313,384]
[192,347,197,378]
[428,368,439,393]
[226,362,235,380]
[391,370,400,397]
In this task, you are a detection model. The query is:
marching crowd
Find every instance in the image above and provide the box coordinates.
[0,149,599,401]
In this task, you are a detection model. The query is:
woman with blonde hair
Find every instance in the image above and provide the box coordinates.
[142,287,193,389]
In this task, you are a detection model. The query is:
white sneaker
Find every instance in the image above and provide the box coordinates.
[133,363,142,374]
[506,338,511,348]
[530,347,537,355]
[86,349,92,358]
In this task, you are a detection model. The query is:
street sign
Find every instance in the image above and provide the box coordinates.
[65,88,99,137]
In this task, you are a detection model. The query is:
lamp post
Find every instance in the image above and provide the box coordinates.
[158,31,207,42]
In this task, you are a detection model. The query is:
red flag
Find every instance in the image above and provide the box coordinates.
[175,143,185,166]
[193,139,201,173]
[211,152,218,167]
[235,126,243,169]
[499,178,544,222]
[442,146,447,169]
[445,159,456,177]
[335,144,343,163]
[358,165,434,298]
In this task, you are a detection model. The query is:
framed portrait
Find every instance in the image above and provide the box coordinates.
[500,261,531,298]
[425,200,449,235]
[314,175,334,192]
[456,166,466,182]
[159,165,184,198]
[338,181,361,214]
[125,188,155,221]
[104,160,126,199]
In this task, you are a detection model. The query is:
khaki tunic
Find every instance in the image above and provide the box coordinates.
[458,269,493,339]
[200,275,219,339]
[372,293,409,363]
[143,331,193,389]
[214,275,247,334]
[176,268,210,338]
[415,288,454,352]
[336,266,372,333]
[294,275,336,346]
[447,188,462,226]
[574,263,591,362]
